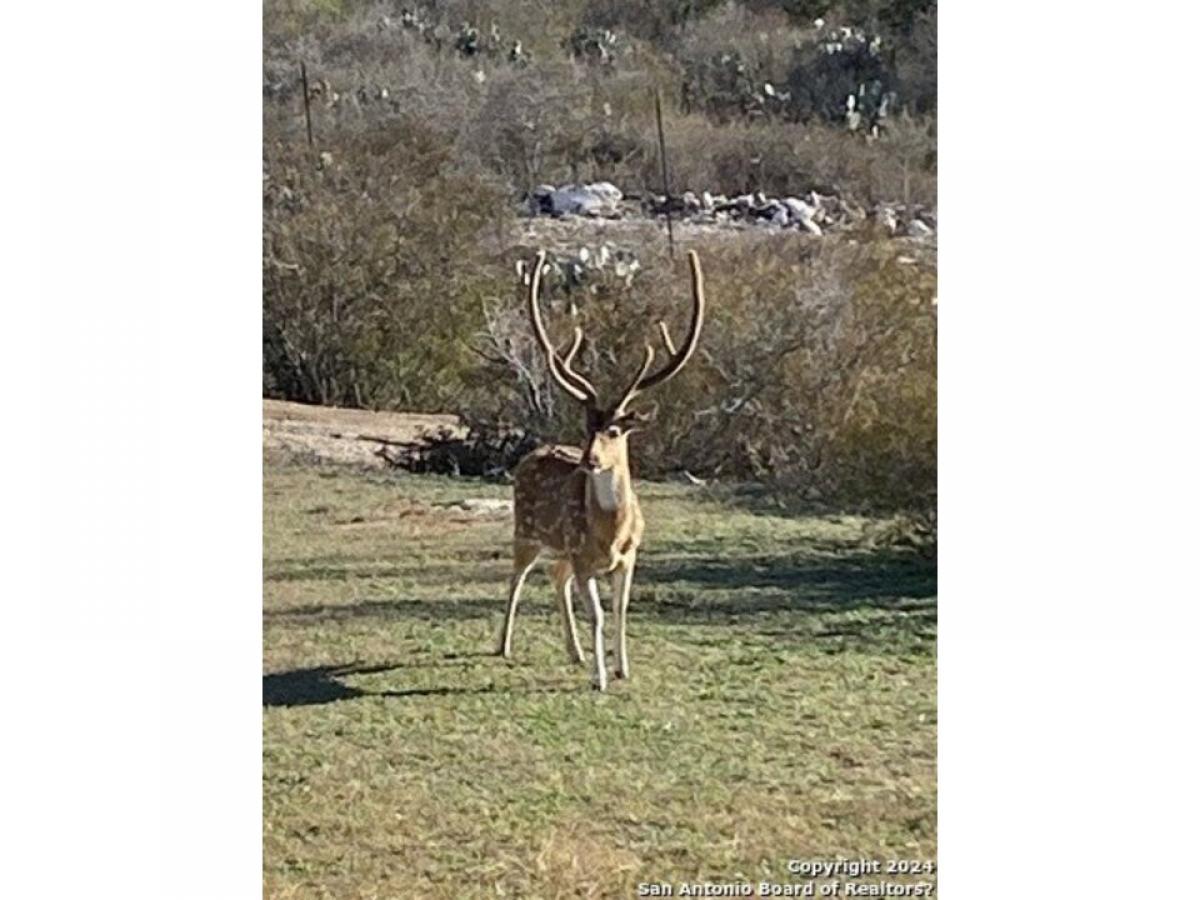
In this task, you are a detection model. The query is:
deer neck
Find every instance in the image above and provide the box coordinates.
[586,464,632,514]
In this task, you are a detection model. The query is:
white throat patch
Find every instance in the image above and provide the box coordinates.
[589,469,622,511]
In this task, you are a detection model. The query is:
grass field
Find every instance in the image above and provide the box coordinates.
[263,458,937,898]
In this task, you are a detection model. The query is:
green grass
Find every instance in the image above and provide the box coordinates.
[264,460,936,898]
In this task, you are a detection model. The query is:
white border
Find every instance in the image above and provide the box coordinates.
[941,2,1199,896]
[4,2,261,897]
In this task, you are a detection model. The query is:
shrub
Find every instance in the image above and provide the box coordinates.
[611,112,935,207]
[579,0,725,45]
[461,61,599,194]
[463,232,935,513]
[892,4,936,115]
[783,25,896,129]
[263,120,513,410]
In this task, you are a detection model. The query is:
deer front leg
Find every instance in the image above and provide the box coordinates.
[611,555,635,679]
[497,543,539,658]
[582,575,607,691]
[552,559,585,664]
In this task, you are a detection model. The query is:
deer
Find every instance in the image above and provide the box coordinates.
[497,248,706,691]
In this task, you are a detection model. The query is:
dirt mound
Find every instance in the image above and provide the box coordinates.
[263,399,465,469]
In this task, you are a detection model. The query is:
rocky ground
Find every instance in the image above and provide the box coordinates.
[512,180,935,291]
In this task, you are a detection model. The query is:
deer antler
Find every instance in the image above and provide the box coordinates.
[527,250,599,406]
[615,250,706,414]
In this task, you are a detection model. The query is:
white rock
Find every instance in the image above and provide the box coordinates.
[588,181,622,202]
[782,197,822,235]
[547,182,623,217]
[782,196,815,220]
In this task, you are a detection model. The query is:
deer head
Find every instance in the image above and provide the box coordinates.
[525,249,706,473]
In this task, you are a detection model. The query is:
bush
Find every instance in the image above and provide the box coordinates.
[579,0,725,45]
[263,120,513,409]
[615,112,935,207]
[461,61,598,194]
[463,232,935,513]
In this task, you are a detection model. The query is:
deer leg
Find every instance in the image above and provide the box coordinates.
[553,559,585,664]
[611,555,635,679]
[498,542,539,658]
[581,574,607,691]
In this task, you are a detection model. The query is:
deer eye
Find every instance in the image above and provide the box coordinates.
[605,426,622,439]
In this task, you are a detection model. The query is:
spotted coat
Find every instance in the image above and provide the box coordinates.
[511,444,644,577]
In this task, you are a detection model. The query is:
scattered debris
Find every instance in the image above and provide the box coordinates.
[524,181,935,240]
[656,189,848,233]
[377,424,539,478]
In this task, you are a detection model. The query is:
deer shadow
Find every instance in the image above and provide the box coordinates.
[262,655,569,709]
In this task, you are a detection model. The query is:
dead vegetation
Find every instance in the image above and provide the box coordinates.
[263,1,937,516]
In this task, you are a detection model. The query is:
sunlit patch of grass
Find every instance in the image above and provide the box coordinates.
[264,460,936,898]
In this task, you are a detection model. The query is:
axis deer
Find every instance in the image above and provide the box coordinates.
[497,249,706,690]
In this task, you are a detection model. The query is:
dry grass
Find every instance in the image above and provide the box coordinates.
[263,457,936,897]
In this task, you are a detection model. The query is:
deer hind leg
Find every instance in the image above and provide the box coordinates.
[580,572,608,691]
[497,541,540,658]
[611,554,635,679]
[553,559,585,664]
